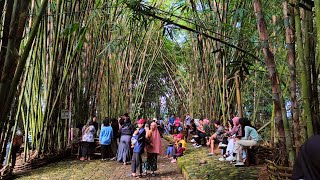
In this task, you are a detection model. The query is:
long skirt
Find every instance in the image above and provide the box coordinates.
[143,153,158,171]
[116,135,132,163]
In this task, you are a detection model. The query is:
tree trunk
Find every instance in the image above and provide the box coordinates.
[235,72,242,117]
[282,0,300,155]
[314,0,320,133]
[293,0,313,138]
[253,0,294,166]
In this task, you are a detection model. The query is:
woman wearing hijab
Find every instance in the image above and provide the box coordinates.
[116,117,134,165]
[143,122,162,176]
[225,117,240,161]
[292,135,320,180]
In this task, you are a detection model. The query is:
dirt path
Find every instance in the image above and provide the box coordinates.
[14,139,184,180]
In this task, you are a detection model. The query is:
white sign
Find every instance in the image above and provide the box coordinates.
[61,109,71,119]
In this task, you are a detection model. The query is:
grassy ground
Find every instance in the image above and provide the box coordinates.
[177,145,260,180]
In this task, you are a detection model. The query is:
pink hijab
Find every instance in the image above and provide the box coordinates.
[146,122,162,154]
[203,119,210,125]
[232,117,240,126]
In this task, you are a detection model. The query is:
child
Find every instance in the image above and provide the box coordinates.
[171,143,185,163]
[99,118,113,160]
[131,129,139,148]
[131,119,146,178]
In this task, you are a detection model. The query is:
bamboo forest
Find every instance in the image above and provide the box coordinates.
[0,0,320,179]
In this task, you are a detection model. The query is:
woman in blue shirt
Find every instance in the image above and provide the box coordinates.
[234,118,261,166]
[99,118,113,160]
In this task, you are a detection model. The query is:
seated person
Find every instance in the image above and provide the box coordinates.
[203,118,211,142]
[218,119,235,161]
[207,120,224,156]
[188,119,197,142]
[193,119,206,147]
[234,118,262,166]
[175,134,187,150]
[224,117,241,161]
[165,134,186,158]
[171,143,185,163]
[165,141,174,158]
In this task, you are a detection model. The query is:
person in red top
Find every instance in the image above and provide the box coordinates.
[174,117,181,133]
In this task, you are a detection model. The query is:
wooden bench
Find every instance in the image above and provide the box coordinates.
[244,145,273,166]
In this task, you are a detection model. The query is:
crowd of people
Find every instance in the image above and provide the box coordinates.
[0,110,318,179]
[78,113,164,178]
[78,113,262,180]
[78,112,319,179]
[163,115,262,167]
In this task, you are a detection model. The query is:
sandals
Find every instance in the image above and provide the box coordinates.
[131,173,142,178]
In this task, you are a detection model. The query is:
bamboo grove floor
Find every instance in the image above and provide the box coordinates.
[13,138,260,180]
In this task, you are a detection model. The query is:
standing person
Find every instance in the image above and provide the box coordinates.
[144,122,162,176]
[168,115,175,134]
[185,113,191,129]
[174,117,181,134]
[131,119,146,178]
[185,113,191,138]
[99,118,113,160]
[3,127,23,170]
[157,117,164,137]
[110,118,119,159]
[146,118,152,126]
[92,116,99,134]
[163,123,169,136]
[11,128,23,169]
[80,120,96,161]
[123,113,131,123]
[117,117,134,165]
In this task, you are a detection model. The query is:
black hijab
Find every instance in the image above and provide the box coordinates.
[292,135,320,180]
